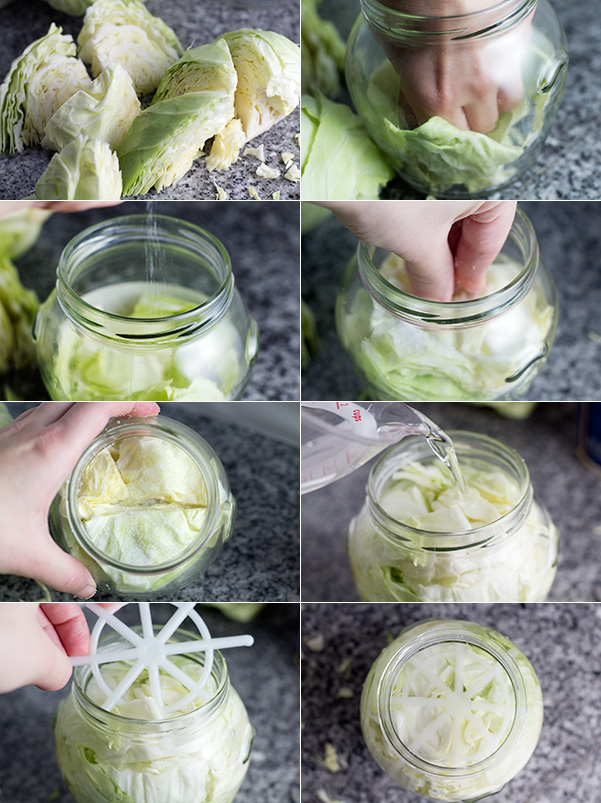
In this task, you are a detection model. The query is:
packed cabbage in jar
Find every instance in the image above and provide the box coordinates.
[54,657,253,803]
[361,621,543,802]
[45,284,245,400]
[348,456,558,602]
[339,254,554,401]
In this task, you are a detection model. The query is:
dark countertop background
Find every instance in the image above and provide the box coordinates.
[0,0,300,201]
[0,401,300,602]
[8,200,300,401]
[301,603,601,803]
[301,402,601,603]
[315,0,600,200]
[301,201,601,402]
[0,602,300,803]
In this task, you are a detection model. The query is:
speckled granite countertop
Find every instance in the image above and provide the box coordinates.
[314,0,600,200]
[301,602,601,803]
[0,0,300,201]
[0,401,300,602]
[0,602,300,803]
[301,402,601,602]
[8,200,300,401]
[301,201,601,401]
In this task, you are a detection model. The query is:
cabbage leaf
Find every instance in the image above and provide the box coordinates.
[0,208,52,259]
[44,0,96,14]
[36,135,123,200]
[301,0,346,97]
[0,257,39,374]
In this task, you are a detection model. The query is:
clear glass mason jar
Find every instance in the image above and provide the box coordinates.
[34,215,260,401]
[54,628,254,803]
[345,0,568,198]
[348,431,559,601]
[49,415,236,598]
[336,207,558,401]
[361,619,543,802]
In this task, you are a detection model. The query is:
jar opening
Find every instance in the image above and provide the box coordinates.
[56,215,235,343]
[357,207,539,327]
[65,416,224,574]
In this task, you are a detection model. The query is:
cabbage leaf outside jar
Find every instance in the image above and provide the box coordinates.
[361,619,543,802]
[336,207,557,401]
[345,0,568,198]
[34,215,260,401]
[54,629,254,803]
[49,415,236,598]
[348,431,559,601]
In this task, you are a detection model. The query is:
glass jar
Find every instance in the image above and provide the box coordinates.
[345,0,568,198]
[49,415,236,598]
[336,207,558,401]
[348,431,559,601]
[361,619,543,802]
[54,628,254,803]
[34,215,260,401]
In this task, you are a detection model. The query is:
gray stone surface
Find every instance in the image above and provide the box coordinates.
[9,200,300,401]
[301,201,601,401]
[1,401,300,602]
[301,402,601,602]
[0,602,300,803]
[0,0,300,200]
[301,602,601,803]
[315,0,600,200]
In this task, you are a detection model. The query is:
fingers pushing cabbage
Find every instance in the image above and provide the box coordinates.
[36,135,122,200]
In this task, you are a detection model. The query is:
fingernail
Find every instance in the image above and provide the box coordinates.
[77,585,96,599]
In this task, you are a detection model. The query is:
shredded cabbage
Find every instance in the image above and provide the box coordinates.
[337,255,555,401]
[348,457,559,602]
[36,135,123,200]
[361,620,543,802]
[54,658,253,803]
[0,23,90,153]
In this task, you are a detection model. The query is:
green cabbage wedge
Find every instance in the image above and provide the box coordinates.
[78,0,183,96]
[36,135,123,199]
[0,24,90,153]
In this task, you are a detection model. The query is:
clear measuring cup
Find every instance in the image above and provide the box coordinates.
[301,402,459,494]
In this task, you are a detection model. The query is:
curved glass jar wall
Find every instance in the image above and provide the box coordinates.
[345,0,568,197]
[361,619,543,801]
[54,629,254,803]
[336,207,558,401]
[348,431,559,601]
[49,416,236,598]
[35,215,259,401]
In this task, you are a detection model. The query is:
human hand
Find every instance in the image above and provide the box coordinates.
[376,0,530,133]
[0,602,89,692]
[0,201,123,219]
[0,402,159,597]
[320,200,517,301]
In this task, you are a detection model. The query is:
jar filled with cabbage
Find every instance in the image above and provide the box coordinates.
[345,0,568,198]
[348,430,559,601]
[361,619,543,802]
[49,415,236,598]
[336,207,557,401]
[54,630,254,803]
[35,215,259,401]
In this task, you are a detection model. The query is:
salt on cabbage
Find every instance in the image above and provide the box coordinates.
[78,0,183,96]
[36,135,123,200]
[43,63,141,152]
[0,23,90,153]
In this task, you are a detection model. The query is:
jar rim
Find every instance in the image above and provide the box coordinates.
[357,207,539,327]
[56,214,235,343]
[367,430,532,548]
[376,619,528,777]
[65,415,227,574]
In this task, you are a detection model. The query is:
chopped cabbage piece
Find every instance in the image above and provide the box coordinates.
[0,208,51,259]
[0,257,39,374]
[256,163,279,179]
[78,0,183,96]
[220,29,300,142]
[43,63,141,152]
[284,164,301,182]
[301,0,346,97]
[54,658,253,803]
[0,24,90,153]
[206,118,246,172]
[349,456,559,602]
[214,183,228,200]
[244,144,265,161]
[301,92,393,200]
[271,190,280,200]
[247,186,260,199]
[338,254,555,401]
[36,135,122,200]
[44,0,96,14]
[362,620,543,802]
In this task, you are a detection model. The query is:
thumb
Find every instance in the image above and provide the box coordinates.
[403,236,455,302]
[29,539,96,599]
